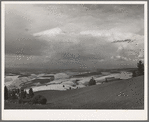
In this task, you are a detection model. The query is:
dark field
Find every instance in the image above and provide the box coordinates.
[5,76,144,109]
[71,71,102,78]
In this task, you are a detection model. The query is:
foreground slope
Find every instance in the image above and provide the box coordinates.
[5,76,144,109]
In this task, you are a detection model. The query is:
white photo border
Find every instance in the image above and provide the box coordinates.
[1,1,148,120]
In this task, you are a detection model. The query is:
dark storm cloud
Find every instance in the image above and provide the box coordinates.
[5,5,49,56]
[112,39,134,43]
[5,34,49,56]
[4,3,144,69]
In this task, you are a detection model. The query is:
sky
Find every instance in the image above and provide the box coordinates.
[5,4,144,70]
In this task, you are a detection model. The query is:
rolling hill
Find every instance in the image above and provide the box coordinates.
[5,76,144,109]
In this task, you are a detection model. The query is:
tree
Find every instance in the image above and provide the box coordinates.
[89,77,96,86]
[23,91,27,98]
[20,89,25,99]
[11,91,16,99]
[137,60,144,75]
[132,70,136,77]
[29,88,34,98]
[17,89,20,94]
[4,86,8,100]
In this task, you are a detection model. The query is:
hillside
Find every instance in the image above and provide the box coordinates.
[5,76,144,109]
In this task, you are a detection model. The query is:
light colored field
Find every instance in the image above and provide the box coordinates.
[5,71,132,92]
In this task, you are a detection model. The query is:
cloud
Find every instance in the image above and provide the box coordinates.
[138,49,144,58]
[28,33,119,69]
[33,27,63,37]
[112,39,134,43]
[80,29,144,42]
[5,4,144,69]
[111,55,129,61]
[80,30,112,37]
[5,33,49,56]
[5,5,50,56]
[98,59,105,62]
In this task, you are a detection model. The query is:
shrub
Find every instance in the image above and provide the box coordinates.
[137,60,144,75]
[32,95,47,105]
[11,91,17,99]
[24,91,27,98]
[29,88,34,98]
[17,89,20,94]
[132,70,137,77]
[88,77,96,86]
[4,86,9,100]
[26,94,30,99]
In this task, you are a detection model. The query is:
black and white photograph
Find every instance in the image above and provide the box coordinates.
[1,1,148,120]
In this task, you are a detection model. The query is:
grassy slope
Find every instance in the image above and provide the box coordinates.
[5,76,144,109]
